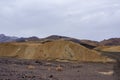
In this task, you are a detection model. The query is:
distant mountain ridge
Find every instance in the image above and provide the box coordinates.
[0,34,40,42]
[0,34,120,46]
[100,38,120,46]
[0,34,18,42]
[15,36,40,42]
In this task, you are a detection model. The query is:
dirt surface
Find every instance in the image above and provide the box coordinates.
[0,58,116,80]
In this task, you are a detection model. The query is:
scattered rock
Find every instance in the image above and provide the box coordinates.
[98,71,114,75]
[27,65,35,69]
[49,75,53,78]
[55,65,63,71]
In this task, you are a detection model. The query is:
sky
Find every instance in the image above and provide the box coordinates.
[0,0,120,41]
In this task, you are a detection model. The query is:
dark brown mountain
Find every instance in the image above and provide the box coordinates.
[15,36,40,42]
[100,38,120,46]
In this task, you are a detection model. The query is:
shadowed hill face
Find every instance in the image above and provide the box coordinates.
[0,40,113,62]
[80,40,99,46]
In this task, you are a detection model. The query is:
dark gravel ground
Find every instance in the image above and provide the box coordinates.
[0,58,118,80]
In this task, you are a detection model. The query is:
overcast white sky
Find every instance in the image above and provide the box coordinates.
[0,0,120,41]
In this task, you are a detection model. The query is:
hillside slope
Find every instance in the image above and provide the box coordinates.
[95,46,120,52]
[0,40,113,62]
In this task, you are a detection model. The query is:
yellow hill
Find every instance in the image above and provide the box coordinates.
[95,46,120,52]
[0,40,113,62]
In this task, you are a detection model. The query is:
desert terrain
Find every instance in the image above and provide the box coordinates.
[0,57,116,80]
[0,35,120,80]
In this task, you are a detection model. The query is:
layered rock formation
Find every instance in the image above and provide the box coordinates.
[0,40,113,62]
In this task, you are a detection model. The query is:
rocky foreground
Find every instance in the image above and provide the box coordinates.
[0,57,117,80]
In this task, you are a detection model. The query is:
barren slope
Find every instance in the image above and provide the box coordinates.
[0,40,113,62]
[95,46,120,52]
